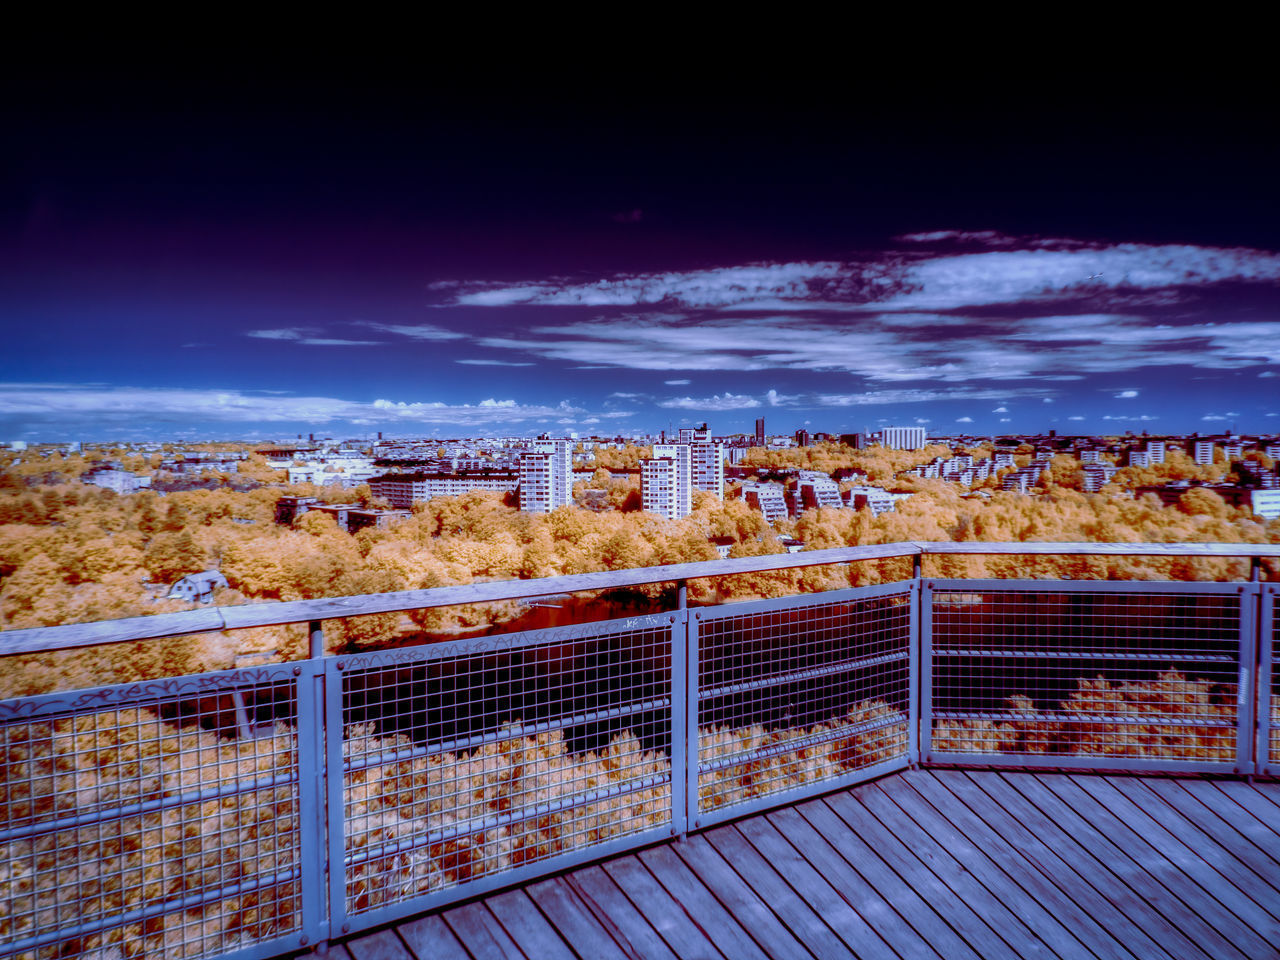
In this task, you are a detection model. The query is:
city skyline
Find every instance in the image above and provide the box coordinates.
[3,73,1277,441]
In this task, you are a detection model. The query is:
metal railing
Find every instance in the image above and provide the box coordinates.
[1,541,1278,960]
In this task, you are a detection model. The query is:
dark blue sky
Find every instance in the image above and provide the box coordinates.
[2,67,1277,441]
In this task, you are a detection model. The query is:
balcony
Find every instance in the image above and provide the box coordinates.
[1,541,1278,960]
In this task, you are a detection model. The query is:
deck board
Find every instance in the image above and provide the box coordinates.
[701,823,858,960]
[877,774,1120,960]
[335,770,1280,960]
[1031,774,1263,959]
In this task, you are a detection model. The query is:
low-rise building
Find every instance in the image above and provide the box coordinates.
[742,481,789,524]
[370,471,520,509]
[166,571,228,604]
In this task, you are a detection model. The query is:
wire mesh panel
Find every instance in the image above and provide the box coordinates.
[1261,585,1278,777]
[0,664,318,960]
[924,580,1254,772]
[692,583,914,828]
[330,613,678,933]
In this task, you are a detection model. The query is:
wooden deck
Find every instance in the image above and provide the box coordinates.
[331,770,1280,960]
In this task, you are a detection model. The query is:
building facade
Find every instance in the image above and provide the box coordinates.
[881,426,927,450]
[641,448,692,520]
[520,440,573,513]
[370,472,519,508]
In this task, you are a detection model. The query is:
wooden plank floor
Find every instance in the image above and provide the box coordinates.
[334,770,1280,960]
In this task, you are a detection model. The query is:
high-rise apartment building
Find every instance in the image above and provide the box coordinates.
[755,418,765,446]
[881,426,927,450]
[644,439,725,519]
[1145,440,1166,464]
[689,441,725,498]
[678,423,711,443]
[641,447,691,520]
[1194,440,1216,465]
[520,439,572,513]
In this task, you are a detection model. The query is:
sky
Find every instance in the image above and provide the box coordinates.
[2,67,1278,442]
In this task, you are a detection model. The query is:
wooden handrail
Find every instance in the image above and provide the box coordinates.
[1,541,1276,655]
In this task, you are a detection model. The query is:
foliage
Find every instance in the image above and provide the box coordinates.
[0,450,1276,695]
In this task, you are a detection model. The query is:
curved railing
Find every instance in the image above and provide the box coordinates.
[2,541,1276,654]
[0,541,1277,960]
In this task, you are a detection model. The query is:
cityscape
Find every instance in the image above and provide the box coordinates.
[2,65,1280,960]
[3,418,1277,656]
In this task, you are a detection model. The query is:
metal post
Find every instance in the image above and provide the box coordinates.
[231,691,253,740]
[677,580,688,610]
[310,620,324,660]
[912,553,922,581]
[1252,555,1262,582]
[917,580,933,766]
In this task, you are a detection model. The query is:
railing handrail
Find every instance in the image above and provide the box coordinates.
[2,540,1277,655]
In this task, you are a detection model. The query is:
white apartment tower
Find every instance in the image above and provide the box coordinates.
[881,426,927,450]
[642,438,725,520]
[1145,440,1166,464]
[520,439,573,513]
[1194,440,1216,466]
[690,441,725,498]
[642,449,692,520]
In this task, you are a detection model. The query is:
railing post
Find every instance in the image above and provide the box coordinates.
[1259,586,1276,777]
[917,579,933,766]
[677,580,688,610]
[309,620,325,660]
[669,607,690,840]
[685,607,700,834]
[1237,584,1260,776]
[295,658,329,953]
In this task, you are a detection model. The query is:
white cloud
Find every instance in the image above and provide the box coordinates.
[361,322,467,341]
[956,416,974,423]
[446,243,1280,315]
[1260,371,1277,378]
[0,385,593,427]
[897,229,1018,246]
[1042,398,1054,403]
[1115,390,1139,398]
[819,387,1049,407]
[765,389,799,407]
[1102,414,1160,421]
[664,379,691,385]
[992,406,1008,413]
[658,392,761,411]
[245,328,378,346]
[999,418,1011,422]
[473,307,1280,384]
[1202,414,1228,421]
[455,359,535,367]
[247,328,305,340]
[1069,415,1086,421]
